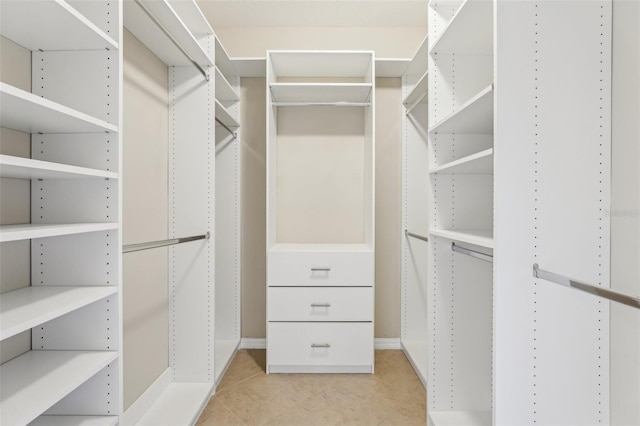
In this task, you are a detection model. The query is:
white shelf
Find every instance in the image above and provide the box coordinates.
[428,410,491,426]
[269,51,373,79]
[0,0,118,51]
[215,100,240,129]
[136,383,213,426]
[401,340,428,389]
[231,57,266,77]
[430,0,493,55]
[0,155,117,181]
[30,416,119,426]
[429,148,493,174]
[214,339,240,385]
[0,350,118,426]
[270,243,373,253]
[0,83,118,134]
[215,38,238,81]
[403,71,429,106]
[0,223,118,243]
[0,286,117,341]
[405,34,429,76]
[428,84,493,134]
[376,58,411,77]
[429,229,494,249]
[123,0,213,69]
[215,68,240,102]
[269,83,372,104]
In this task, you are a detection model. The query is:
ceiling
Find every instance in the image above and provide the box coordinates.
[196,1,428,29]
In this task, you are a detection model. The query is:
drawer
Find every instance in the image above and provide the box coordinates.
[268,250,373,286]
[268,287,373,321]
[267,322,373,373]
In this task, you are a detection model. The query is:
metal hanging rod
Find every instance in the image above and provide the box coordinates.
[532,264,640,310]
[215,117,237,139]
[405,91,428,116]
[123,232,210,254]
[272,101,370,107]
[405,230,429,243]
[451,242,493,263]
[134,0,209,81]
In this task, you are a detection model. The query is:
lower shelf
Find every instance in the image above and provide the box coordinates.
[401,340,428,389]
[428,410,492,426]
[0,350,118,426]
[429,229,494,249]
[30,416,119,426]
[135,382,213,426]
[214,339,240,385]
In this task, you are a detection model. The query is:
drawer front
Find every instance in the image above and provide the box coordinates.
[267,322,373,370]
[268,287,373,321]
[268,251,373,286]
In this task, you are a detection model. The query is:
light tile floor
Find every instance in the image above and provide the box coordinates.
[197,350,426,426]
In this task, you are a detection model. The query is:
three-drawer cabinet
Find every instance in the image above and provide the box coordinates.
[266,249,374,373]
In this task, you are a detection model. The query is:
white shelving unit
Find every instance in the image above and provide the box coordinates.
[426,0,494,423]
[266,50,375,374]
[123,0,241,422]
[0,1,122,424]
[213,29,241,386]
[401,29,430,389]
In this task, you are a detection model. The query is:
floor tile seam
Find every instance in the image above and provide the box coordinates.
[291,375,340,405]
[212,393,248,424]
[216,370,265,395]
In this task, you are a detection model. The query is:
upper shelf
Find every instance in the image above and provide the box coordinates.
[270,83,372,104]
[429,148,493,174]
[429,229,494,249]
[0,350,118,426]
[269,51,373,80]
[430,0,493,55]
[404,34,429,76]
[0,223,118,243]
[429,84,493,134]
[0,286,117,341]
[215,100,240,129]
[0,83,118,134]
[215,68,240,102]
[0,155,117,180]
[215,38,239,81]
[123,0,213,70]
[0,0,117,51]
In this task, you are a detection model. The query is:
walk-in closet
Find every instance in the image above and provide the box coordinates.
[0,1,638,425]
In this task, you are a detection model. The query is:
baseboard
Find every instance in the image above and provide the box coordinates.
[374,338,401,350]
[240,338,401,350]
[240,338,266,349]
[121,368,172,426]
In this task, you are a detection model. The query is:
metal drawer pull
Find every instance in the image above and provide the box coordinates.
[311,268,331,272]
[311,303,331,308]
[311,343,331,348]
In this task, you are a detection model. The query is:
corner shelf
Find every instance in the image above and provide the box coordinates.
[429,148,493,174]
[375,58,411,77]
[0,286,117,341]
[0,223,118,243]
[215,68,240,102]
[0,350,118,426]
[0,83,118,134]
[269,83,372,104]
[0,0,117,51]
[429,229,494,249]
[0,155,117,180]
[428,84,493,134]
[428,410,492,426]
[403,71,429,107]
[215,38,238,82]
[404,34,429,77]
[123,0,213,69]
[215,100,240,129]
[430,0,493,55]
